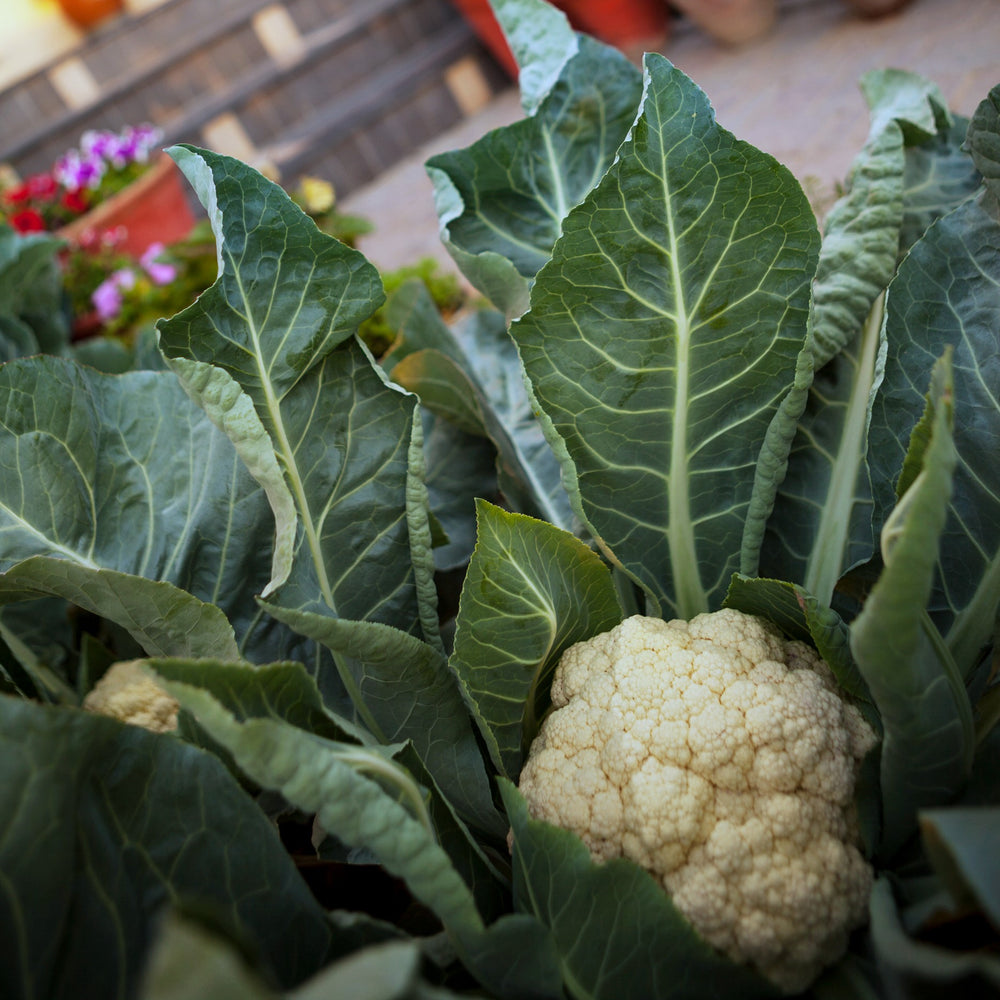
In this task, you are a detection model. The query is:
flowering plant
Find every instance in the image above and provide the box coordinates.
[0,123,162,234]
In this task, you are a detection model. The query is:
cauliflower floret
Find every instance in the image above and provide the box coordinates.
[82,660,179,734]
[517,609,878,994]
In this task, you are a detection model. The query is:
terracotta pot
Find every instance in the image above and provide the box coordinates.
[59,155,197,257]
[450,0,671,77]
[55,0,125,30]
[670,0,777,45]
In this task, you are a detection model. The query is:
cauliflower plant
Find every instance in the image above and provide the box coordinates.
[82,660,179,734]
[517,609,878,994]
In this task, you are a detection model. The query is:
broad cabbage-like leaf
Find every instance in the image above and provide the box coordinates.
[450,501,622,778]
[159,147,435,649]
[0,696,335,1000]
[500,781,779,1000]
[515,53,819,618]
[852,351,975,859]
[0,356,273,658]
[428,24,642,317]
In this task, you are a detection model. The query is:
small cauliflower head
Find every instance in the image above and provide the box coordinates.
[82,660,179,734]
[517,609,877,994]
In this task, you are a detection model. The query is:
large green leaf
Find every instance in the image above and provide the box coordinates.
[156,678,489,954]
[158,147,433,646]
[851,352,975,858]
[500,781,778,1000]
[0,226,69,356]
[491,0,577,117]
[869,877,1000,994]
[515,54,819,619]
[751,71,963,601]
[868,191,1000,678]
[386,282,573,531]
[255,605,505,836]
[449,501,622,778]
[899,114,980,256]
[920,807,1000,929]
[427,30,642,318]
[0,696,334,1000]
[0,356,273,655]
[966,82,1000,201]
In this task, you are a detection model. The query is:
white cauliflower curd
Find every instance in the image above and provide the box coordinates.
[82,660,179,734]
[517,609,878,993]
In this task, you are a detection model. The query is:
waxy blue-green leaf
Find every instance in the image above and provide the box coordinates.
[852,351,975,859]
[257,603,506,836]
[750,71,964,600]
[159,146,433,646]
[500,781,779,1000]
[450,501,622,778]
[385,281,574,530]
[0,226,69,356]
[965,82,1000,201]
[920,807,1000,929]
[0,356,276,656]
[516,54,819,619]
[869,877,1000,993]
[427,33,642,318]
[868,192,1000,678]
[0,559,240,661]
[159,679,489,953]
[900,114,981,256]
[0,696,335,1000]
[723,573,874,709]
[491,0,577,116]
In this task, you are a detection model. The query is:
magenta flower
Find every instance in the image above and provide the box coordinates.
[140,242,177,285]
[91,268,136,321]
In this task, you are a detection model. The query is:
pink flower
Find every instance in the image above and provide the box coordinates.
[140,243,177,285]
[92,268,136,321]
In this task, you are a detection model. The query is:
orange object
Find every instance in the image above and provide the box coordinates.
[55,0,126,30]
[450,0,671,77]
[60,155,197,257]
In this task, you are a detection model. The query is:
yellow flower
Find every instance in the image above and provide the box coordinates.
[299,176,335,215]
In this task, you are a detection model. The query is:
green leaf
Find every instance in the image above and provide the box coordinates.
[159,146,431,645]
[751,72,959,599]
[257,605,505,836]
[420,407,499,572]
[391,349,488,436]
[0,559,240,661]
[500,780,778,1000]
[427,34,642,317]
[0,696,334,1000]
[491,0,577,116]
[851,351,975,858]
[859,69,951,145]
[140,913,274,1000]
[723,574,874,707]
[966,83,1000,202]
[869,876,1000,993]
[868,193,1000,679]
[750,124,903,598]
[920,807,1000,929]
[0,355,278,657]
[900,114,980,256]
[157,679,488,953]
[515,54,818,619]
[0,226,70,356]
[450,501,622,779]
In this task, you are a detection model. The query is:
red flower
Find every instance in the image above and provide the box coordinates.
[9,208,46,232]
[3,183,31,206]
[26,173,58,200]
[61,189,89,215]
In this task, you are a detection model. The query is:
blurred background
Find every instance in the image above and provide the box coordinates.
[2,0,998,299]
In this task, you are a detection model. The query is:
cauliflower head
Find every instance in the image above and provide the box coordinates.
[82,660,179,734]
[517,609,878,994]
